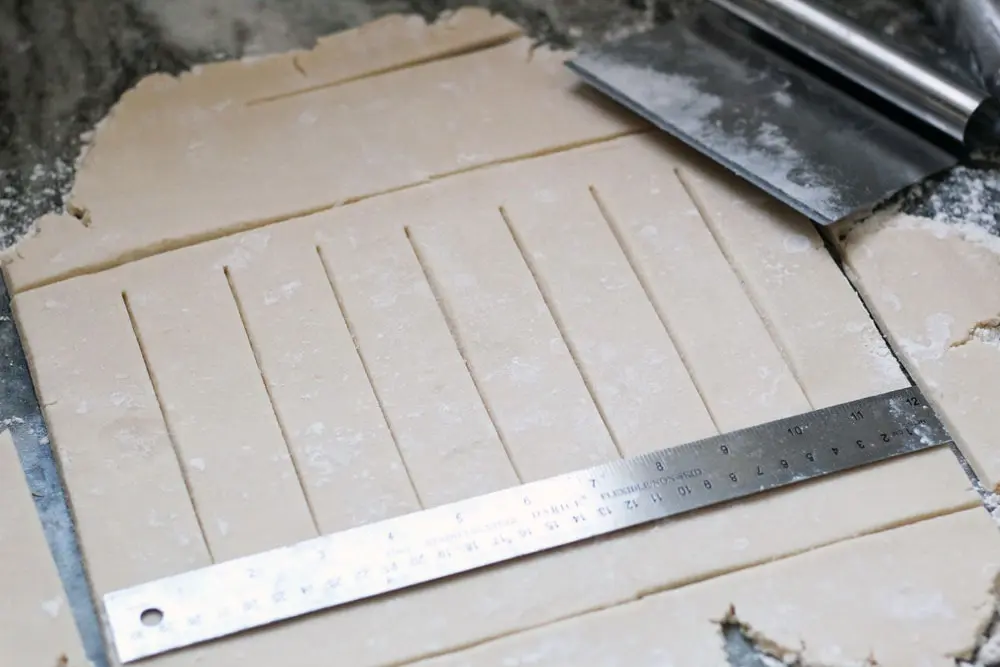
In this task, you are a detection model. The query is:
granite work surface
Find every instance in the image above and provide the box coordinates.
[1,1,1000,666]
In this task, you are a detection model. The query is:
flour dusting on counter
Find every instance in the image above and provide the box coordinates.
[900,165,1000,241]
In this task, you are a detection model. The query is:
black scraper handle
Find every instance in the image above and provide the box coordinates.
[930,0,1000,98]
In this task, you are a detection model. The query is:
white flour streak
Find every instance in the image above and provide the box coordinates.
[899,313,955,363]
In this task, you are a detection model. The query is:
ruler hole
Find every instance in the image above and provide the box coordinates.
[140,608,164,627]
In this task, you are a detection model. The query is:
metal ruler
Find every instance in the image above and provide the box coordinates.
[105,386,949,663]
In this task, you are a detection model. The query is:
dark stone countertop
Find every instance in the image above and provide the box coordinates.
[1,2,998,666]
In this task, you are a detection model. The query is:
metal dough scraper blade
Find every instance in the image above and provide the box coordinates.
[567,6,964,225]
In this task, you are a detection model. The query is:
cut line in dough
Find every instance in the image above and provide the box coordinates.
[5,9,989,666]
[2,9,641,293]
[15,133,976,667]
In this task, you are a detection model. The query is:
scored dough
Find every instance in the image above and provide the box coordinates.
[15,133,976,666]
[0,430,90,667]
[3,7,990,667]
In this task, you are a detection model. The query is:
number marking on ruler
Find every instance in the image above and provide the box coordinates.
[104,386,949,663]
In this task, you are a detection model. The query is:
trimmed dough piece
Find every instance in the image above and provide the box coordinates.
[4,15,639,293]
[12,278,210,595]
[317,221,520,505]
[590,170,809,430]
[405,208,621,480]
[499,178,718,453]
[838,212,1000,489]
[0,430,91,667]
[124,259,316,558]
[678,163,909,407]
[225,236,421,531]
[411,509,1000,667]
[16,135,976,666]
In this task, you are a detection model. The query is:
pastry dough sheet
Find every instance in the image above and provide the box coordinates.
[3,8,991,667]
[0,430,90,666]
[14,134,977,666]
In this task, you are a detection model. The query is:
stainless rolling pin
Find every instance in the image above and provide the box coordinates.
[929,0,1000,98]
[704,0,1000,149]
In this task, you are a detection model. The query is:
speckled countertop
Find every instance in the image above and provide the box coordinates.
[1,1,999,666]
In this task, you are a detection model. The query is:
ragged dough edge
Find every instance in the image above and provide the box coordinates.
[720,606,815,667]
[2,125,641,295]
[683,524,1000,667]
[85,6,521,179]
[721,586,1000,667]
[0,40,648,293]
[0,7,522,278]
[963,607,1000,667]
[724,591,996,667]
[77,6,522,167]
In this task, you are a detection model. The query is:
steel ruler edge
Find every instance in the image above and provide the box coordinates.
[105,386,949,663]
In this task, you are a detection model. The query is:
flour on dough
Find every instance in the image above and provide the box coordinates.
[3,8,987,667]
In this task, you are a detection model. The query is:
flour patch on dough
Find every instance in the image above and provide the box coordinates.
[263,280,303,305]
[881,587,956,621]
[213,231,272,271]
[854,322,907,384]
[898,313,955,363]
[782,233,812,254]
[881,288,902,312]
[40,597,63,619]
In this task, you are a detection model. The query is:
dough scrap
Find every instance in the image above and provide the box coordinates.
[838,212,1000,489]
[0,430,91,666]
[409,509,1000,667]
[74,9,522,120]
[2,9,639,293]
[15,134,975,666]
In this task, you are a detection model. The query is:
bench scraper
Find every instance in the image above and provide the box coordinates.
[568,0,1000,225]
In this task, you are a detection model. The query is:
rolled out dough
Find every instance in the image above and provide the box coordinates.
[0,430,90,666]
[3,8,991,667]
[15,132,978,666]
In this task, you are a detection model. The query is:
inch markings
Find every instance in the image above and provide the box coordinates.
[104,386,948,663]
